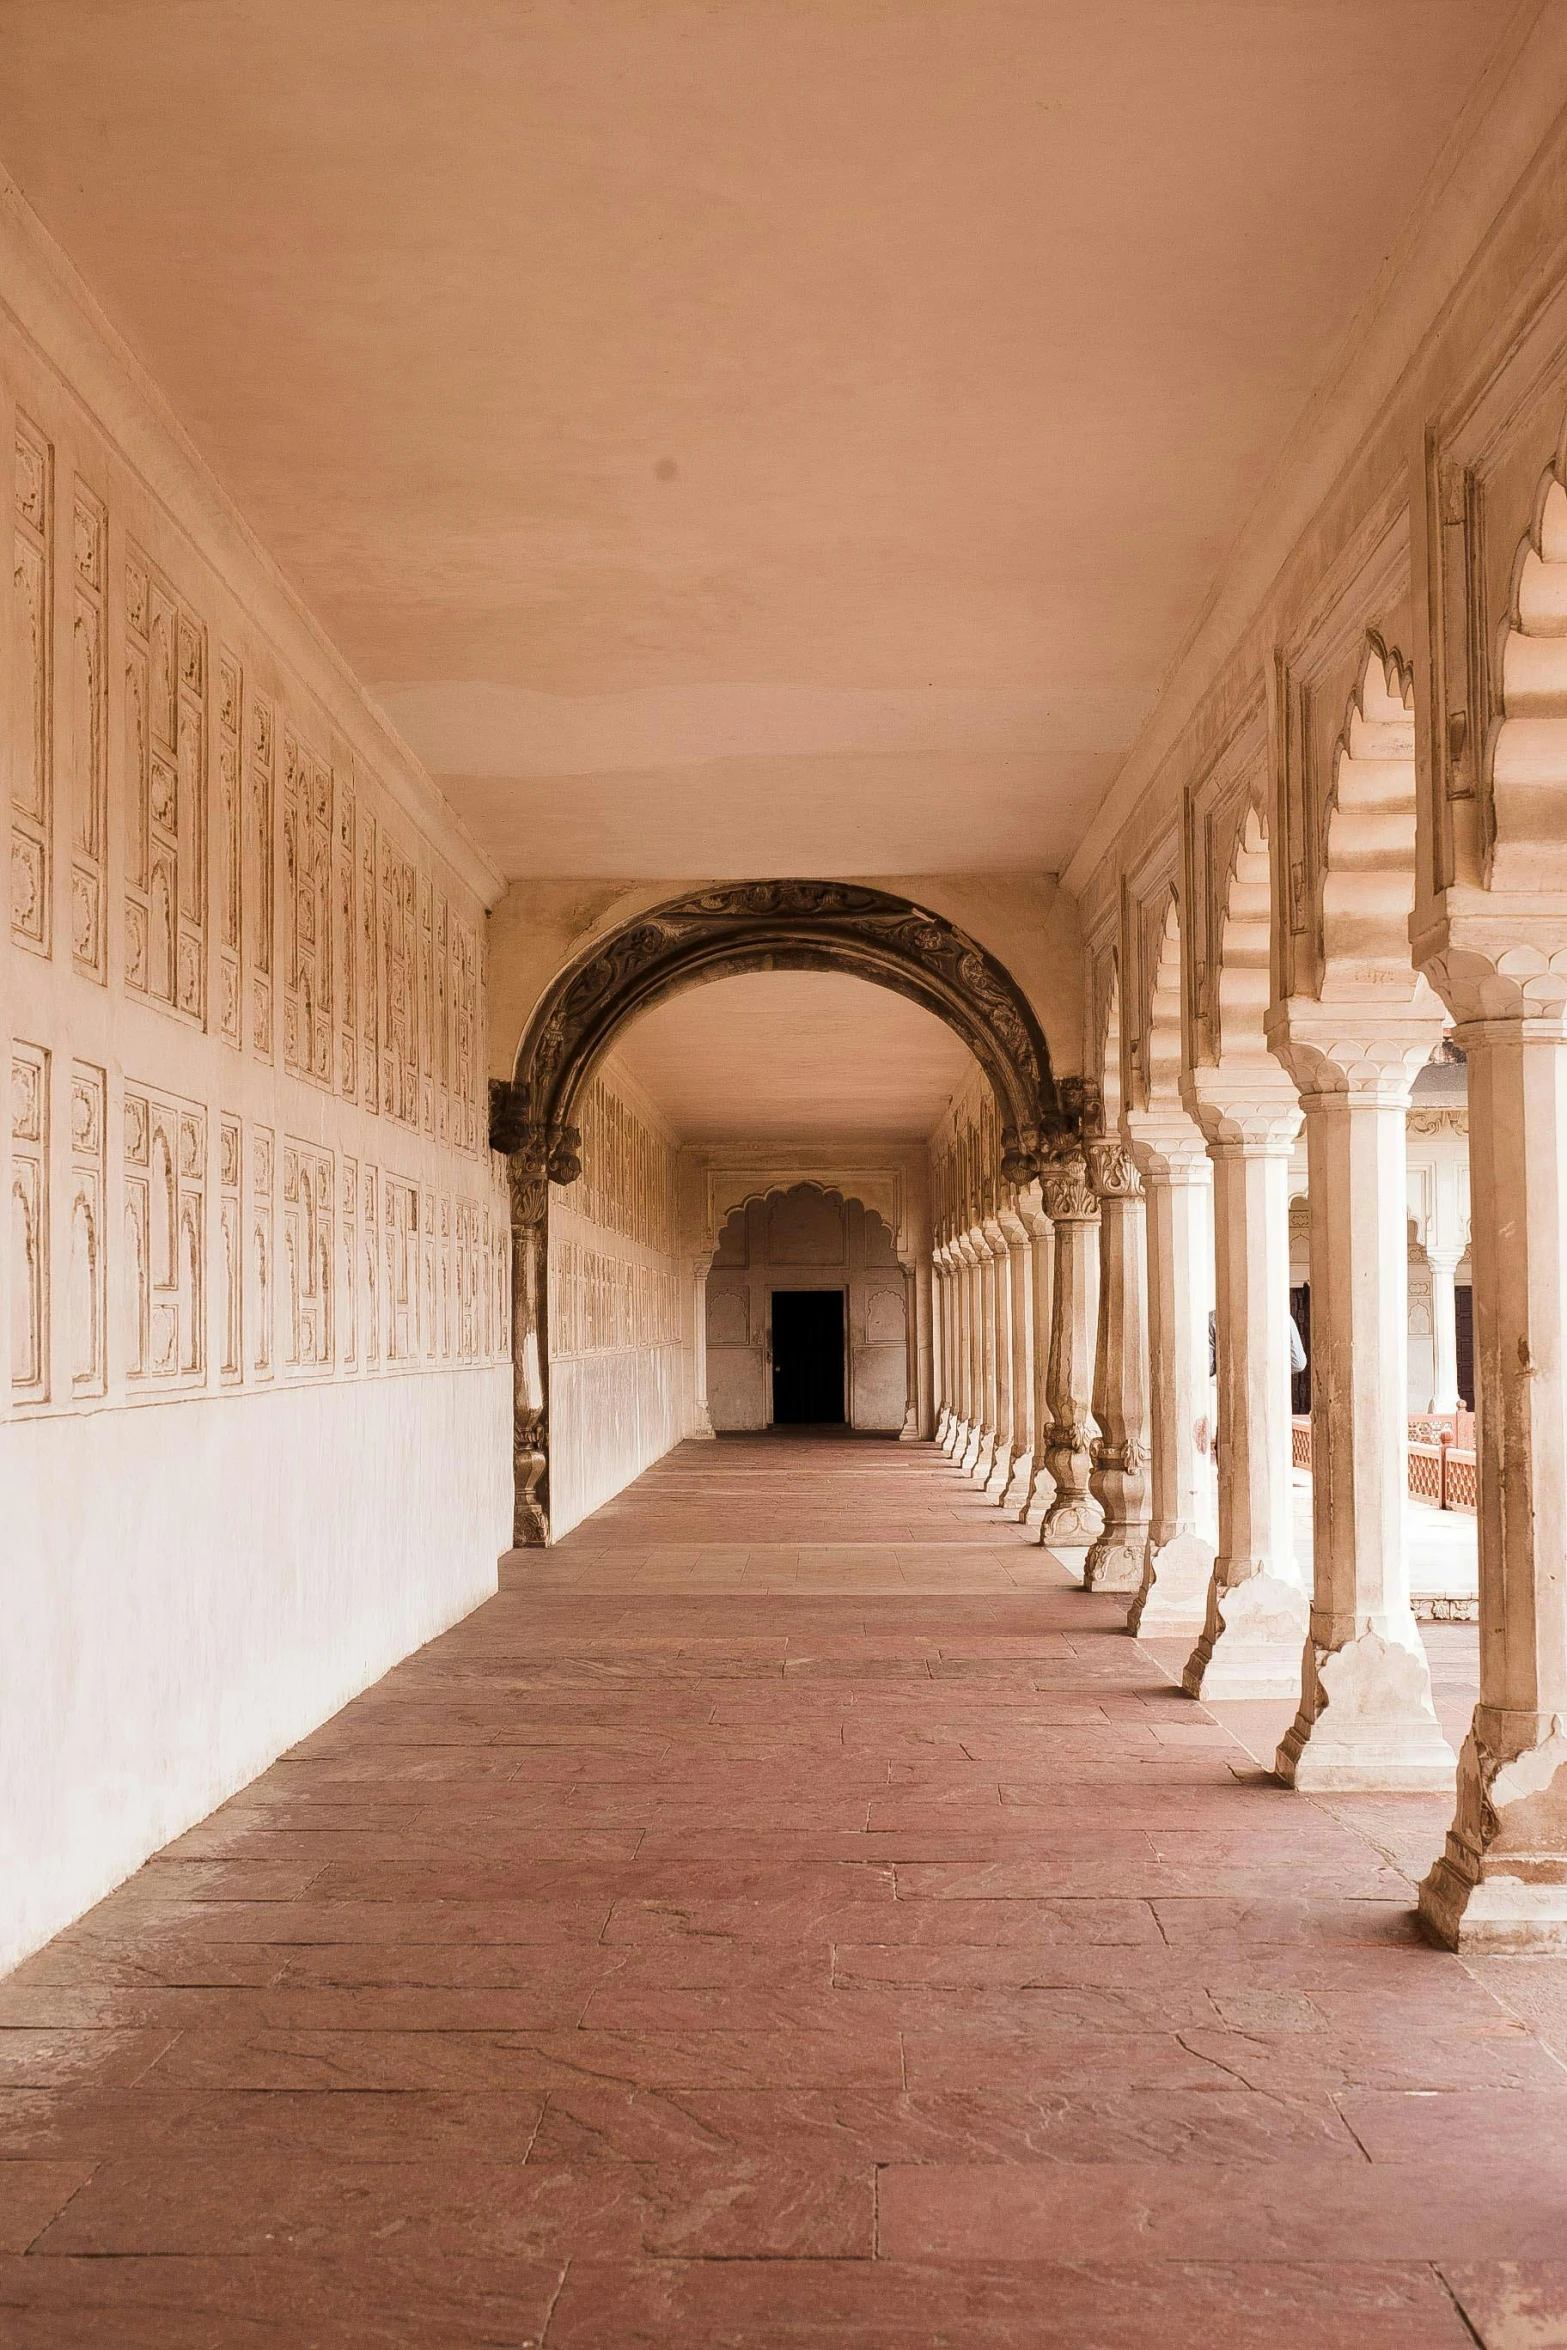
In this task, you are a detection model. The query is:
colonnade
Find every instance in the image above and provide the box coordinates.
[933,862,1567,1958]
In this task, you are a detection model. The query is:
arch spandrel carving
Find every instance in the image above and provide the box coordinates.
[492,881,1064,1189]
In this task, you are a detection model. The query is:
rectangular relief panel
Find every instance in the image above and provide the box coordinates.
[69,1063,106,1397]
[11,1043,49,1400]
[216,652,242,1047]
[282,732,333,1088]
[12,421,52,955]
[247,693,274,1059]
[220,1114,242,1383]
[70,486,106,980]
[335,776,357,1102]
[362,1162,379,1370]
[282,1137,334,1373]
[384,1176,418,1361]
[379,831,419,1127]
[123,1081,206,1388]
[124,547,207,1024]
[250,1124,274,1380]
[358,811,378,1114]
[341,1153,358,1369]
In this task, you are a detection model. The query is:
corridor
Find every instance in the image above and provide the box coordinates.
[3,1438,1565,2347]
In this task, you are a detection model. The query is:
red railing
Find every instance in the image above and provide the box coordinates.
[1291,1414,1477,1513]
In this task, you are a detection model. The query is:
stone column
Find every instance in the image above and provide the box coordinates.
[1083,1141,1151,1594]
[1427,1246,1463,1419]
[1271,1023,1454,1791]
[507,1159,552,1547]
[999,1204,1036,1512]
[1180,1108,1309,1700]
[899,1259,922,1440]
[941,1249,966,1456]
[968,1233,999,1482]
[1126,1129,1216,1637]
[690,1256,717,1438]
[932,1257,950,1445]
[958,1236,983,1470]
[1019,1182,1057,1525]
[1037,1152,1104,1572]
[1420,1010,1567,1949]
[982,1218,1015,1496]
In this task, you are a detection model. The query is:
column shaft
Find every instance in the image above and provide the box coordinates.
[1128,1161,1216,1635]
[1421,1019,1567,1948]
[1084,1145,1151,1594]
[1038,1157,1103,1570]
[1277,1093,1453,1790]
[1428,1251,1462,1419]
[1182,1141,1308,1697]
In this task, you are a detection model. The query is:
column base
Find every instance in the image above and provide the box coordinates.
[1001,1449,1033,1513]
[969,1430,997,1483]
[959,1422,984,1473]
[1418,1720,1567,1951]
[943,1416,967,1459]
[1083,1526,1148,1595]
[1127,1530,1215,1639]
[935,1406,951,1445]
[1023,1467,1058,1528]
[983,1441,1014,1498]
[1182,1569,1309,1701]
[1275,1630,1456,1793]
[1037,1493,1103,1582]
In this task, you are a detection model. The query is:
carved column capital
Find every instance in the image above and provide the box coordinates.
[1267,999,1446,1107]
[1041,1150,1098,1224]
[1086,1139,1142,1200]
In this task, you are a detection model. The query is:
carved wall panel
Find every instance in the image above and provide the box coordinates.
[216,653,243,1047]
[70,486,106,981]
[124,1083,205,1388]
[247,693,275,1058]
[282,732,333,1088]
[282,1138,333,1374]
[12,422,52,956]
[219,1115,242,1382]
[362,1162,380,1368]
[380,834,419,1127]
[70,1063,105,1397]
[250,1125,274,1380]
[10,1044,48,1399]
[125,547,206,1023]
[385,1177,419,1362]
[335,779,357,1102]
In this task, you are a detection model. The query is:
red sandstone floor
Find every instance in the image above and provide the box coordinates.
[3,1435,1566,2347]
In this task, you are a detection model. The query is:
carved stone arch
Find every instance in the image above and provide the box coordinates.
[1093,953,1123,1134]
[492,881,1063,1188]
[1317,636,1430,1003]
[491,881,1065,1548]
[1490,452,1567,891]
[1139,888,1184,1115]
[1214,796,1275,1068]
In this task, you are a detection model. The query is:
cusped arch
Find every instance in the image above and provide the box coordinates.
[491,882,1062,1188]
[1319,638,1427,1002]
[1492,460,1567,890]
[1215,798,1274,1065]
[1142,891,1185,1112]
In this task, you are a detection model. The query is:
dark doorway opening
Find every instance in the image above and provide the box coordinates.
[1289,1283,1311,1417]
[1455,1283,1474,1412]
[772,1290,845,1425]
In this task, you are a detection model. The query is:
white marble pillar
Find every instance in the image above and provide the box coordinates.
[1126,1131,1216,1637]
[933,1258,951,1445]
[691,1257,717,1439]
[1181,1125,1309,1699]
[941,1249,966,1456]
[958,1236,983,1471]
[1020,1183,1057,1526]
[1000,1204,1036,1512]
[969,1234,999,1483]
[1272,1026,1454,1791]
[983,1218,1015,1496]
[1083,1141,1151,1594]
[1037,1153,1104,1571]
[899,1259,921,1440]
[1421,1012,1567,1949]
[1428,1246,1463,1419]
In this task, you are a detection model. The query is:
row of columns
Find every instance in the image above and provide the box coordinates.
[934,1000,1567,1949]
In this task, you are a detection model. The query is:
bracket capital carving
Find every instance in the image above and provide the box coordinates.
[1086,1139,1142,1200]
[1041,1148,1099,1224]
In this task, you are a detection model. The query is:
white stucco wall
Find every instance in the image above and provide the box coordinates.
[0,190,511,1972]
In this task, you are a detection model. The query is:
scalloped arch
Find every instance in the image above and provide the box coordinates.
[492,881,1063,1184]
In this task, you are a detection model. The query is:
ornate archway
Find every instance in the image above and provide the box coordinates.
[488,881,1068,1546]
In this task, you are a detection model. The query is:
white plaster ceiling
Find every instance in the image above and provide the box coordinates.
[611,972,975,1143]
[0,0,1515,880]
